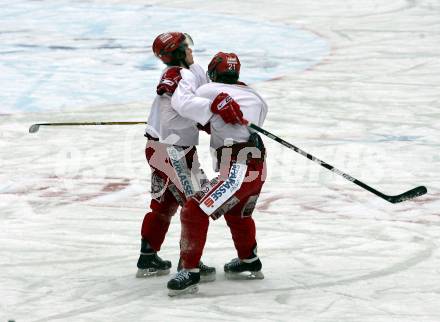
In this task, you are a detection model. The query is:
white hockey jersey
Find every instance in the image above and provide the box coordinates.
[145,63,209,146]
[171,82,268,150]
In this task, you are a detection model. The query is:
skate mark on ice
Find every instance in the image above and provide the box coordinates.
[200,237,435,299]
[1,255,127,269]
[333,0,416,20]
[30,281,159,322]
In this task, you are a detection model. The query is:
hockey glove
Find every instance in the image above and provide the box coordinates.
[210,92,247,125]
[156,67,182,96]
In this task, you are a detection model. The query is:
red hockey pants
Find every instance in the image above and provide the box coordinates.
[180,159,266,269]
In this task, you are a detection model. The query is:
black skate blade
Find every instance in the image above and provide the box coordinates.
[136,268,170,278]
[168,284,199,297]
[200,272,216,283]
[225,270,264,280]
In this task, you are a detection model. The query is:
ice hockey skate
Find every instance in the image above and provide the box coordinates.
[224,256,264,280]
[136,253,172,277]
[136,240,172,278]
[177,258,216,283]
[167,270,200,297]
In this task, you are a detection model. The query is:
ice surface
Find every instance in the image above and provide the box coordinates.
[1,0,439,321]
[0,1,328,113]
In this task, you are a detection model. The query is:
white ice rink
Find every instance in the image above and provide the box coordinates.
[1,0,439,321]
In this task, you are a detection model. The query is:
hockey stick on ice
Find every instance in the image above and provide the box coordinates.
[29,121,147,133]
[248,122,427,203]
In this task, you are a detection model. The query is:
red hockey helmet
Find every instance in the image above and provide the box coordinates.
[207,52,241,81]
[152,32,193,64]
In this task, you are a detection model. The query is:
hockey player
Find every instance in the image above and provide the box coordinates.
[167,52,268,296]
[136,32,215,281]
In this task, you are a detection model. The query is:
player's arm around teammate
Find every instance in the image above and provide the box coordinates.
[136,32,215,281]
[167,52,268,296]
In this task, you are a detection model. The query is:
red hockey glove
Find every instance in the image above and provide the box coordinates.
[156,67,182,96]
[210,92,247,125]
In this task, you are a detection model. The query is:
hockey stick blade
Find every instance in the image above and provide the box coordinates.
[29,124,40,133]
[385,185,427,204]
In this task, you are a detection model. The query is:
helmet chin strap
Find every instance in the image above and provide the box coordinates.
[166,53,189,69]
[172,47,189,69]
